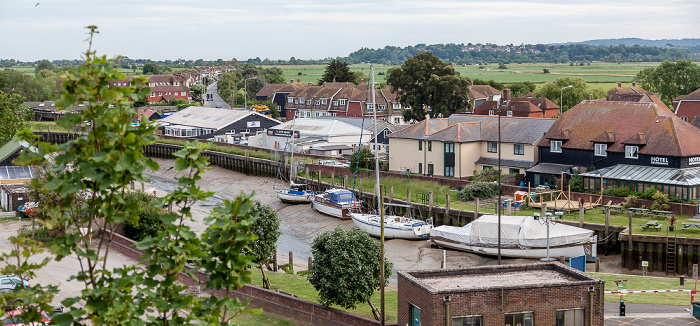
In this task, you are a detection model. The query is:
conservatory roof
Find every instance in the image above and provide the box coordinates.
[580,164,700,187]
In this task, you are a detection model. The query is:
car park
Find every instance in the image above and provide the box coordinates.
[317,160,350,168]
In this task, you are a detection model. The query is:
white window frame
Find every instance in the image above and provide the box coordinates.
[488,109,495,116]
[306,100,312,105]
[452,315,483,326]
[339,99,346,106]
[487,142,498,153]
[315,100,320,106]
[332,101,338,106]
[594,143,608,157]
[625,145,639,159]
[151,92,155,97]
[394,117,400,124]
[550,140,562,153]
[288,97,294,104]
[507,110,513,116]
[321,98,327,105]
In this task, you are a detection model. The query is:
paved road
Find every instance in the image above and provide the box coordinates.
[203,82,231,110]
[604,302,698,325]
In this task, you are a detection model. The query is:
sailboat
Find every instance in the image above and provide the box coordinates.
[274,120,315,204]
[348,65,433,240]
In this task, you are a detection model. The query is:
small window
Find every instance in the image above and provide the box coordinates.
[514,144,524,155]
[487,142,498,153]
[505,312,534,326]
[453,315,482,326]
[315,100,320,106]
[682,116,688,121]
[288,97,294,104]
[332,101,338,106]
[483,165,493,171]
[419,141,422,151]
[556,309,584,326]
[321,98,327,105]
[306,100,312,105]
[444,166,454,177]
[550,140,562,153]
[625,145,639,159]
[445,143,455,153]
[428,141,432,151]
[488,109,495,116]
[595,143,607,157]
[507,110,513,116]
[418,163,422,174]
[394,117,400,124]
[151,92,155,97]
[158,92,162,96]
[509,168,520,174]
[339,99,346,106]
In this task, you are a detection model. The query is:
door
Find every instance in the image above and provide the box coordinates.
[410,304,421,326]
[427,164,434,177]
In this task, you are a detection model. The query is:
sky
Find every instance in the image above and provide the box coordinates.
[1,0,699,62]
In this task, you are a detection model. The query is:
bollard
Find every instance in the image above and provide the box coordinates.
[506,199,512,215]
[693,264,698,280]
[681,276,685,286]
[288,251,294,274]
[595,257,600,272]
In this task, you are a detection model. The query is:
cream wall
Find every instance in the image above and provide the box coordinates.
[388,138,423,174]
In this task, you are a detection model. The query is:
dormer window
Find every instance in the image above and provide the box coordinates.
[306,100,312,105]
[339,99,346,106]
[594,143,607,157]
[315,100,320,106]
[288,97,294,104]
[625,145,639,159]
[321,98,327,105]
[550,140,562,153]
[332,101,338,107]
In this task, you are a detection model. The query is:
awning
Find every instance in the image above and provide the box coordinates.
[525,163,573,175]
[580,164,700,186]
[474,157,534,169]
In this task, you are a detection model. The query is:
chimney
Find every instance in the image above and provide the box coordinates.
[297,77,301,82]
[470,80,474,86]
[291,79,294,84]
[333,77,336,83]
[308,81,312,86]
[361,77,365,84]
[503,88,511,102]
[618,81,622,88]
[632,81,636,87]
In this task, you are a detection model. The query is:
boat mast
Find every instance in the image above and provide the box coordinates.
[371,65,386,326]
[289,117,297,184]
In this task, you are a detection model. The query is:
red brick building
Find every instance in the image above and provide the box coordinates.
[397,263,604,326]
[674,87,700,123]
[110,74,190,104]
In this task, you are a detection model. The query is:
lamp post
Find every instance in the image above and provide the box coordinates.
[538,211,562,262]
[497,100,502,265]
[244,77,257,110]
[560,85,573,113]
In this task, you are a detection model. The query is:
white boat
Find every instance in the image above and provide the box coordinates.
[311,188,362,219]
[350,209,432,240]
[274,119,314,204]
[430,214,597,259]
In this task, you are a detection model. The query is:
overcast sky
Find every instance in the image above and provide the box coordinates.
[1,0,698,62]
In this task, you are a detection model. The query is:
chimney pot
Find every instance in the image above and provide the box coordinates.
[632,81,636,87]
[291,79,294,84]
[308,81,312,86]
[618,81,622,88]
[297,77,301,82]
[503,88,511,102]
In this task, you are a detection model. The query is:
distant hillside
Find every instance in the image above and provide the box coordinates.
[569,38,700,47]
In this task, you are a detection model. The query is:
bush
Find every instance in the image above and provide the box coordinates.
[650,191,670,211]
[459,182,499,201]
[569,175,583,193]
[124,191,165,241]
[603,186,635,198]
[622,195,638,209]
[639,187,658,200]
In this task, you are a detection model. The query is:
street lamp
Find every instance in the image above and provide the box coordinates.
[560,85,573,113]
[537,211,562,262]
[244,77,258,110]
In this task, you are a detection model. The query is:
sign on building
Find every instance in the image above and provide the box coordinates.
[267,129,300,138]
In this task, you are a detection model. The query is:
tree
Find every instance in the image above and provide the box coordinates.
[8,26,258,325]
[349,148,374,170]
[534,77,605,113]
[0,91,31,145]
[387,52,469,121]
[308,227,392,314]
[635,60,700,107]
[34,59,55,74]
[317,59,357,85]
[190,84,206,102]
[508,81,536,97]
[247,201,281,289]
[142,62,161,74]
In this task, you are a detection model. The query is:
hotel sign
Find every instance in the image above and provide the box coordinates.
[650,157,669,166]
[689,157,700,166]
[267,129,300,138]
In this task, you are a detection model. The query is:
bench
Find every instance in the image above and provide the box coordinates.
[650,210,674,218]
[629,207,650,216]
[681,223,700,231]
[641,220,663,230]
[601,205,624,214]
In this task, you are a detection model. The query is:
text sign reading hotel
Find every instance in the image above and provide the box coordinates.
[267,129,300,138]
[690,157,700,166]
[650,157,669,166]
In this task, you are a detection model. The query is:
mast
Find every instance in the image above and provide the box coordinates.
[371,65,386,326]
[289,117,297,184]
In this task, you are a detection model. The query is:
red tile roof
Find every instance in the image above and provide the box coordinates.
[674,88,700,101]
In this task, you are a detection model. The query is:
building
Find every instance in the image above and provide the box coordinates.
[387,115,554,178]
[673,87,700,123]
[255,81,308,119]
[317,117,401,158]
[110,74,190,104]
[466,84,502,112]
[397,263,604,326]
[159,106,281,140]
[249,118,371,154]
[532,100,700,201]
[473,89,560,118]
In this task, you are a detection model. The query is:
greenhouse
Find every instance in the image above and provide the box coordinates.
[580,164,700,201]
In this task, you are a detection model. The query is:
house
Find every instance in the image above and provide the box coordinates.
[249,118,371,154]
[255,81,308,119]
[532,100,700,201]
[473,89,560,119]
[465,84,502,112]
[110,75,190,104]
[0,165,34,212]
[23,101,83,121]
[0,138,33,166]
[159,106,280,140]
[317,117,401,158]
[673,87,700,123]
[387,115,554,178]
[397,263,604,326]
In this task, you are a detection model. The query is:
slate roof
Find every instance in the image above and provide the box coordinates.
[674,88,700,101]
[160,107,280,130]
[538,100,700,157]
[475,157,535,169]
[388,119,449,140]
[317,117,395,133]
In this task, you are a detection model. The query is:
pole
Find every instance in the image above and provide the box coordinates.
[371,65,385,326]
[560,85,572,113]
[497,100,502,265]
[546,221,550,261]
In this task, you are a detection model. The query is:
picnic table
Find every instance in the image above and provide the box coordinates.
[629,207,650,216]
[601,205,624,214]
[650,210,674,218]
[641,220,663,230]
[681,222,700,230]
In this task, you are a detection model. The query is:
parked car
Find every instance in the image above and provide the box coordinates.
[0,275,30,288]
[317,160,349,168]
[0,309,51,325]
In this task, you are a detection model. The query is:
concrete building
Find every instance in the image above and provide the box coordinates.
[397,263,604,326]
[249,118,370,155]
[159,106,281,140]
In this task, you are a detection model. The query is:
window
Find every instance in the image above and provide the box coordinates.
[181,91,187,96]
[514,144,524,155]
[556,309,584,326]
[288,97,294,104]
[487,142,498,153]
[394,117,400,124]
[151,92,155,97]
[625,145,638,159]
[339,99,346,106]
[483,166,493,171]
[158,92,162,96]
[453,315,482,326]
[682,116,688,121]
[505,312,534,326]
[507,110,513,116]
[444,166,454,177]
[321,98,327,105]
[445,143,455,153]
[489,109,495,116]
[550,140,562,153]
[419,141,423,151]
[418,163,422,174]
[306,100,312,105]
[594,143,607,157]
[315,100,320,106]
[378,104,386,111]
[428,141,432,151]
[332,101,338,106]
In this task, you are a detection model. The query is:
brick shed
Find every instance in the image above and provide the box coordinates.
[397,263,604,326]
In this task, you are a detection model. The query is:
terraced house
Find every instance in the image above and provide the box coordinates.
[109,74,190,104]
[387,115,554,178]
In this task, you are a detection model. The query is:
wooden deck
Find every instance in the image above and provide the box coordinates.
[528,199,598,212]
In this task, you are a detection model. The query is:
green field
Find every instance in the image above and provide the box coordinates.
[590,273,696,305]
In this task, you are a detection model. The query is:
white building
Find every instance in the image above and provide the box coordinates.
[249,118,371,154]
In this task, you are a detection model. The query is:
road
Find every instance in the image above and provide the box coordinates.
[203,82,231,110]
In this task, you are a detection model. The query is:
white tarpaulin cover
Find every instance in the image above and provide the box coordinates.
[430,215,594,249]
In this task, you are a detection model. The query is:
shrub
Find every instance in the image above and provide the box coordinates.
[459,182,499,201]
[650,190,670,211]
[603,186,634,198]
[124,191,165,241]
[639,186,657,200]
[622,195,638,209]
[569,175,583,193]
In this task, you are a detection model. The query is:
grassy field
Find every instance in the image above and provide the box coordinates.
[590,272,697,305]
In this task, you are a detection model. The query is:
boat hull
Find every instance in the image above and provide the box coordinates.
[431,236,597,259]
[275,189,313,204]
[350,214,431,240]
[312,200,351,219]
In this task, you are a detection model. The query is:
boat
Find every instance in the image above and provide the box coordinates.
[350,203,432,240]
[274,119,315,204]
[311,188,362,219]
[347,64,433,240]
[430,214,597,259]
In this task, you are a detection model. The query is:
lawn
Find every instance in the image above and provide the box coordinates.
[249,270,398,323]
[229,311,302,325]
[590,272,697,305]
[26,121,71,132]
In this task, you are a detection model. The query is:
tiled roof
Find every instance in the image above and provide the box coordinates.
[609,93,646,102]
[468,85,502,98]
[388,119,449,139]
[512,97,559,110]
[538,100,700,157]
[606,85,653,101]
[675,88,700,101]
[256,83,288,97]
